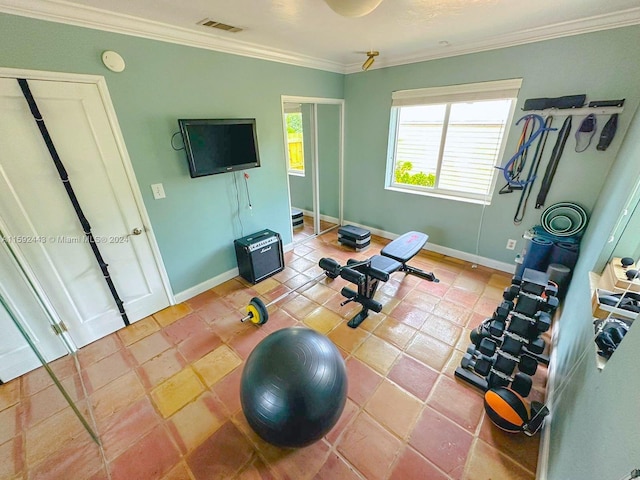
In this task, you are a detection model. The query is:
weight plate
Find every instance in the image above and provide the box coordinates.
[248,297,269,325]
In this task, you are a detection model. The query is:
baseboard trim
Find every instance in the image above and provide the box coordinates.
[175,222,515,303]
[174,267,239,304]
[291,207,340,225]
[343,221,515,274]
[534,306,561,480]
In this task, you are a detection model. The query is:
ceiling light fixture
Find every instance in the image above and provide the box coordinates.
[324,0,384,17]
[362,51,379,71]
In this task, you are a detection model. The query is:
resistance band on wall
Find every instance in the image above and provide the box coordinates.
[535,116,572,209]
[512,116,554,224]
[17,78,130,327]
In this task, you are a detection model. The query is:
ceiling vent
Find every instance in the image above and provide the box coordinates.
[198,19,243,33]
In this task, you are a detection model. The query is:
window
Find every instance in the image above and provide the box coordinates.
[285,105,305,176]
[386,79,521,203]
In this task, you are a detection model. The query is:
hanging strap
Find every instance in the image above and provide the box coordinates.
[496,114,556,192]
[513,116,553,224]
[535,116,572,209]
[17,78,130,327]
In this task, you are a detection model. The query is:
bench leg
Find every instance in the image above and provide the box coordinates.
[347,309,370,328]
[402,264,439,282]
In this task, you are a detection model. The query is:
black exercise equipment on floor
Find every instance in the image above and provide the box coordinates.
[321,231,438,328]
[240,327,347,447]
[239,258,341,325]
[17,78,130,327]
[456,268,557,405]
[338,225,371,251]
[291,208,304,228]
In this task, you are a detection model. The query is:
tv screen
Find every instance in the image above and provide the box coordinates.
[178,118,260,177]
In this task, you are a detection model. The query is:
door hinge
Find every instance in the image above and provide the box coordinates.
[51,322,68,336]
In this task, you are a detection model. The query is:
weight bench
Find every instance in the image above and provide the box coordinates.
[319,231,439,328]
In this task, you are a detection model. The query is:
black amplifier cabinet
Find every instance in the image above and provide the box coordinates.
[234,229,284,284]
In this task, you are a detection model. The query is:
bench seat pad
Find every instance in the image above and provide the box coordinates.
[370,255,402,274]
[381,231,428,263]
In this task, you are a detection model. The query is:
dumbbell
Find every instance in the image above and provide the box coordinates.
[460,352,492,377]
[515,292,557,318]
[471,316,507,345]
[544,282,559,298]
[507,315,531,338]
[520,269,549,296]
[503,284,520,301]
[500,335,524,356]
[489,318,506,337]
[514,294,542,317]
[493,352,538,376]
[495,300,514,320]
[524,337,546,355]
[509,314,548,341]
[534,311,552,334]
[487,371,533,397]
[470,319,492,346]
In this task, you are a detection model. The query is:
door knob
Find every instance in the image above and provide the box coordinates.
[131,227,143,236]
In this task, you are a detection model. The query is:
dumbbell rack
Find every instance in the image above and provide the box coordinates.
[455,268,558,398]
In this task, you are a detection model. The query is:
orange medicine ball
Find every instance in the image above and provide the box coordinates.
[484,387,530,433]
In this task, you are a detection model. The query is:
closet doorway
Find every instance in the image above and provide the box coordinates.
[281,96,344,244]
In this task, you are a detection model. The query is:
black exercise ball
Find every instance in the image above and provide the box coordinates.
[240,327,347,448]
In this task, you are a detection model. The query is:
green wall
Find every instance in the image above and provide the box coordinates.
[0,13,343,293]
[343,26,640,264]
[544,106,640,480]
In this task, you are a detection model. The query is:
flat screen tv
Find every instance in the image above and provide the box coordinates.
[178,118,260,178]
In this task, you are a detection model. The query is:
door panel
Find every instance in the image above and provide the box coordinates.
[0,77,170,350]
[0,240,67,381]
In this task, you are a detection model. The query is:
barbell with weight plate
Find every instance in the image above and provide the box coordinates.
[239,257,364,325]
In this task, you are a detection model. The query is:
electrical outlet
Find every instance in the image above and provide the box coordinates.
[151,183,166,200]
[506,239,517,250]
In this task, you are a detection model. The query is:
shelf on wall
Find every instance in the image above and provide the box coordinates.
[590,267,638,371]
[523,106,624,117]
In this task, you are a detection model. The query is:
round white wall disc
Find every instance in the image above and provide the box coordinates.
[102,51,125,73]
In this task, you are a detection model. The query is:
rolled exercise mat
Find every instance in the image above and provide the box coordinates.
[547,263,572,299]
[548,242,580,270]
[522,236,553,272]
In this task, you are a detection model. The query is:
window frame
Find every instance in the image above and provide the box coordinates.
[385,79,522,205]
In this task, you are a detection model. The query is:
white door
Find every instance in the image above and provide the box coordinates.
[0,237,69,382]
[0,76,170,375]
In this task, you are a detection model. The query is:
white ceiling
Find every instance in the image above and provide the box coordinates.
[2,0,640,73]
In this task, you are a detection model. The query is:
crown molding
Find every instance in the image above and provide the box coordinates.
[1,0,639,75]
[344,7,640,73]
[0,0,346,74]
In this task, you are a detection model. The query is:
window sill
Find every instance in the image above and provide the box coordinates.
[384,185,491,206]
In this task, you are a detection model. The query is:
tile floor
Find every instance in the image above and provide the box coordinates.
[0,230,547,480]
[292,215,337,244]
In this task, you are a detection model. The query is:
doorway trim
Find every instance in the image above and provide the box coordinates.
[0,66,175,304]
[280,95,344,242]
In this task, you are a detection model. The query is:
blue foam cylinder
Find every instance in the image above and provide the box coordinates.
[522,236,553,272]
[548,242,579,270]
